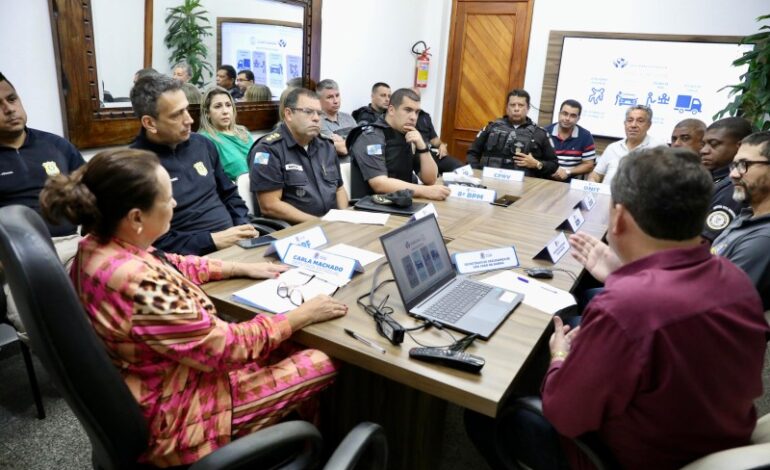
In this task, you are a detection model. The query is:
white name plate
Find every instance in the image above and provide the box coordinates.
[265,226,327,259]
[283,244,361,284]
[556,208,586,233]
[482,167,525,182]
[454,164,475,176]
[448,184,497,202]
[573,193,597,211]
[533,231,571,264]
[570,179,611,196]
[452,246,520,274]
[409,203,438,222]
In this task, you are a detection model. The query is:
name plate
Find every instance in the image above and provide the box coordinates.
[265,226,327,259]
[533,232,571,264]
[570,179,611,196]
[452,246,520,274]
[454,164,474,176]
[482,167,525,182]
[409,203,438,222]
[283,244,362,284]
[556,208,586,233]
[573,193,597,211]
[448,184,497,202]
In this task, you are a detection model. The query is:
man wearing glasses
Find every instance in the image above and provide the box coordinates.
[236,69,255,97]
[249,88,348,224]
[589,105,665,186]
[711,131,770,310]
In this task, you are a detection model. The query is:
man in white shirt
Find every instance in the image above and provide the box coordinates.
[589,105,665,186]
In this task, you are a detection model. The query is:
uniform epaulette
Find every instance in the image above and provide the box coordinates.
[262,132,283,144]
[362,125,375,135]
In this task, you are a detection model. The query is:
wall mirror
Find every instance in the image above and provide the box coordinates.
[50,0,321,148]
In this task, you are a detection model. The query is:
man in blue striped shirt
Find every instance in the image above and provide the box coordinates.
[546,99,596,181]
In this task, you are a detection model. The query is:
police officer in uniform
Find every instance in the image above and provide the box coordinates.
[352,82,391,124]
[467,89,558,179]
[250,88,347,224]
[347,88,450,201]
[699,117,753,242]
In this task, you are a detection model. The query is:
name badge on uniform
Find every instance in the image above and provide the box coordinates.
[533,232,570,264]
[555,208,585,233]
[452,246,520,274]
[482,167,525,182]
[570,179,610,195]
[265,226,328,259]
[367,144,383,156]
[253,152,270,165]
[448,184,496,202]
[286,163,303,171]
[573,193,596,211]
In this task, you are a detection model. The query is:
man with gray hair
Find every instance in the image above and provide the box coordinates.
[172,62,193,84]
[316,79,357,158]
[129,74,256,256]
[589,105,666,186]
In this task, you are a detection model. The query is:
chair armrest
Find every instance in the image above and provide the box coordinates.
[249,216,291,234]
[680,442,770,470]
[189,421,322,470]
[752,413,770,444]
[323,422,387,470]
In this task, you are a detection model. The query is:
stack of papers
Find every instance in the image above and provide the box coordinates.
[322,209,389,225]
[232,269,341,314]
[325,243,384,267]
[481,271,576,315]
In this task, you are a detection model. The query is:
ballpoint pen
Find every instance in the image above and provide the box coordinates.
[344,328,387,354]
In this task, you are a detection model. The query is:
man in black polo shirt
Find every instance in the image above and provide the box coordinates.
[0,71,85,332]
[130,74,256,255]
[216,65,243,100]
[347,88,450,201]
[249,88,348,224]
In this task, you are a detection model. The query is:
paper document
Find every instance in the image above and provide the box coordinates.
[442,172,482,185]
[481,271,576,315]
[325,243,384,267]
[232,269,341,314]
[323,209,390,225]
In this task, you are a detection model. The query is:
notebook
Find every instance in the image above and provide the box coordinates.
[379,214,522,339]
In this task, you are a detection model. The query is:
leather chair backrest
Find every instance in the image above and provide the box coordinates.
[0,206,149,469]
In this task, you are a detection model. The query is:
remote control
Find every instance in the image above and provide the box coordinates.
[409,347,485,373]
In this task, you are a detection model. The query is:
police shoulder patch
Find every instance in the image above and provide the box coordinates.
[706,209,732,231]
[253,152,270,165]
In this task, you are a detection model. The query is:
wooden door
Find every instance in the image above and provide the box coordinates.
[441,0,535,161]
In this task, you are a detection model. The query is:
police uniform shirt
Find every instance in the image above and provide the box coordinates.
[249,123,342,218]
[131,131,249,256]
[352,105,383,125]
[466,116,558,178]
[416,110,438,146]
[348,119,422,195]
[0,127,85,236]
[702,165,745,242]
[711,208,770,310]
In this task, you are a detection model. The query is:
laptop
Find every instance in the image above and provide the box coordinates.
[379,214,523,339]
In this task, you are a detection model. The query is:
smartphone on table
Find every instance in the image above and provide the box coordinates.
[490,194,520,207]
[236,235,277,249]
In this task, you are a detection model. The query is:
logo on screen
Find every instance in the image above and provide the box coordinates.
[613,57,628,68]
[278,39,287,48]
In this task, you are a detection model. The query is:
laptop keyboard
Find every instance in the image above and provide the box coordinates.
[423,280,493,324]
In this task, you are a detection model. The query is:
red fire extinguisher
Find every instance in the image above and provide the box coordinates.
[412,41,431,88]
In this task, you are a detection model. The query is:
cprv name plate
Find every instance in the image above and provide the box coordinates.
[533,232,571,264]
[265,226,327,260]
[482,167,525,182]
[555,208,585,233]
[570,179,610,196]
[448,184,497,202]
[452,246,520,274]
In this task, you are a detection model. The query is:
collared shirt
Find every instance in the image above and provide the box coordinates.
[249,123,342,219]
[545,123,596,169]
[594,134,666,186]
[130,131,249,256]
[416,110,439,147]
[702,166,745,242]
[542,244,767,470]
[712,208,770,309]
[0,127,85,236]
[320,112,357,138]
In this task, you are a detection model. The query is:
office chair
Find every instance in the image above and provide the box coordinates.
[235,173,291,234]
[497,397,770,470]
[0,205,387,470]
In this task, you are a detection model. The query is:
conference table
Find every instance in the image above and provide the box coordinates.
[203,173,610,468]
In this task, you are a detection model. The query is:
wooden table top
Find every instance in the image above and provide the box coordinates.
[203,174,611,417]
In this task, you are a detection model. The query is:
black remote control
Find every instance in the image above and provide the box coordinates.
[409,347,485,373]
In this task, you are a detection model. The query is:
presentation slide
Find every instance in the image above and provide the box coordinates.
[552,37,752,139]
[220,21,303,99]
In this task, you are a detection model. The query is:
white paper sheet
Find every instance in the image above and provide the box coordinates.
[232,269,341,314]
[481,271,576,315]
[325,243,384,267]
[322,209,390,225]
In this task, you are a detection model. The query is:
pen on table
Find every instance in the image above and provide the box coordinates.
[516,276,530,283]
[344,328,387,354]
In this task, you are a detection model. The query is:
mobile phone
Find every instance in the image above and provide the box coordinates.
[236,235,277,249]
[490,195,520,207]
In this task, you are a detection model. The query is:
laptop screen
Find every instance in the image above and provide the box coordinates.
[380,215,455,308]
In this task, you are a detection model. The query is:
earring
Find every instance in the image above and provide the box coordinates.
[137,226,143,235]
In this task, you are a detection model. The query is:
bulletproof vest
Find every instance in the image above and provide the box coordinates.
[481,120,537,169]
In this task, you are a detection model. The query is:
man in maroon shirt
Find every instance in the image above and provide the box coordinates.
[467,147,768,470]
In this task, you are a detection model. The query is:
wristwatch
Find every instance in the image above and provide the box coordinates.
[565,168,572,177]
[416,147,431,154]
[536,161,543,171]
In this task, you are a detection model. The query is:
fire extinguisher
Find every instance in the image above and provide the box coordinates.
[412,41,431,88]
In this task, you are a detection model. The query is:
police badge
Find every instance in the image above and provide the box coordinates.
[193,162,208,176]
[42,161,61,176]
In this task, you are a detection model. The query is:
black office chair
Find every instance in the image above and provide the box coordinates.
[0,205,387,469]
[235,173,291,234]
